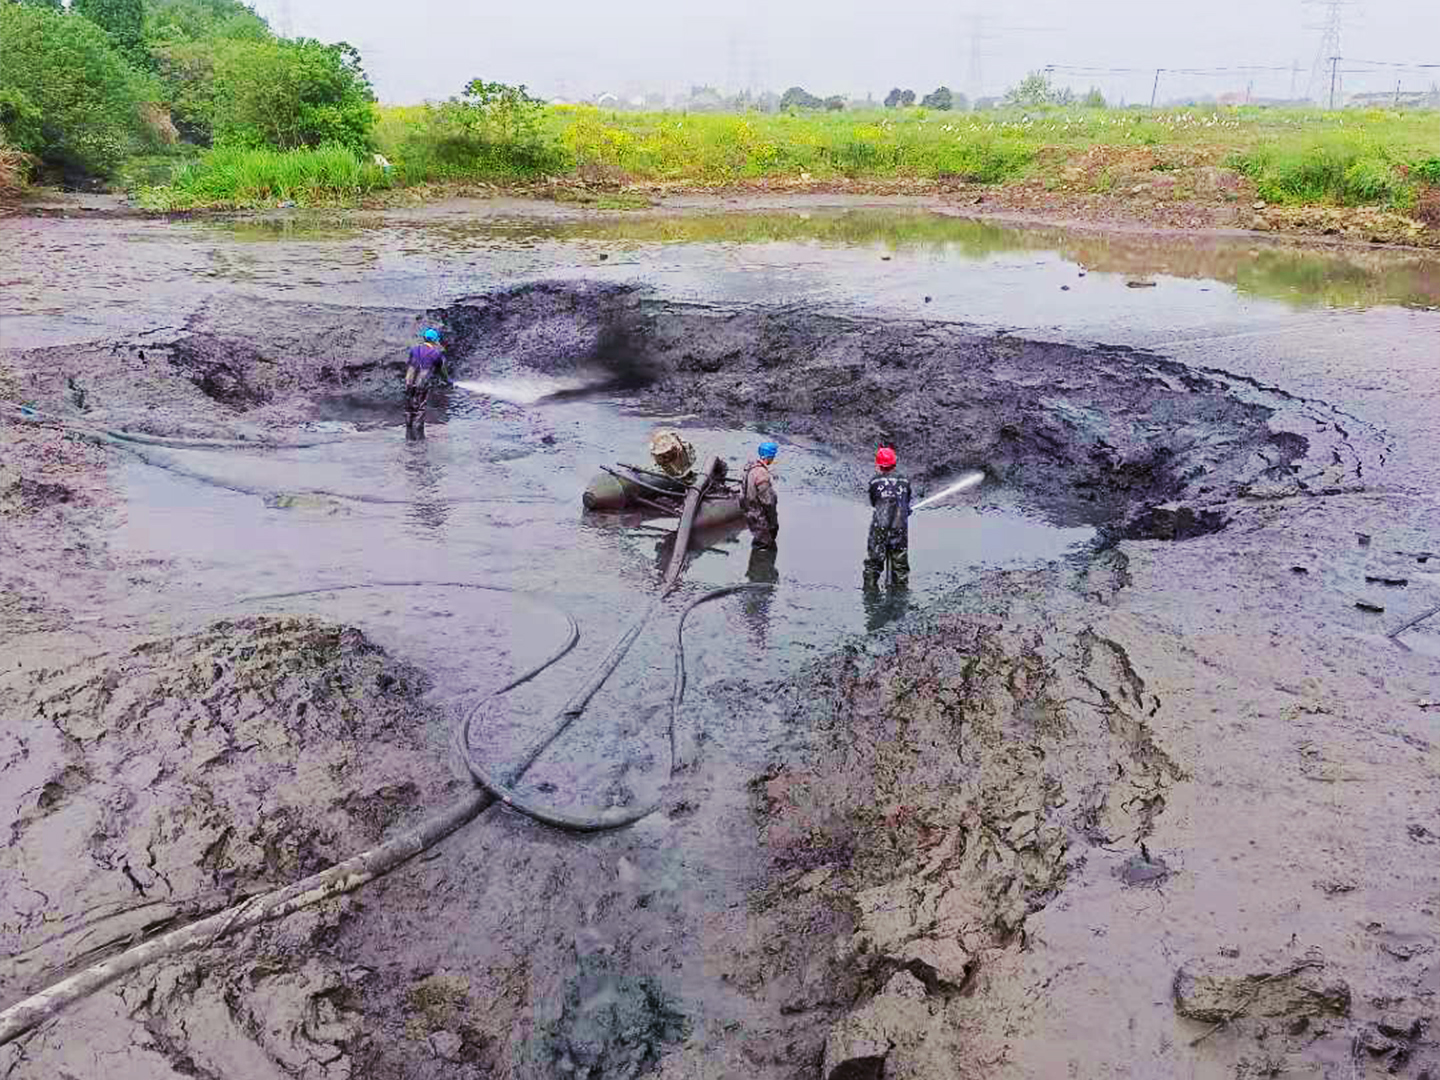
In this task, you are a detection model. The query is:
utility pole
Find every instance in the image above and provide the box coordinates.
[1150,68,1162,108]
[1329,55,1340,110]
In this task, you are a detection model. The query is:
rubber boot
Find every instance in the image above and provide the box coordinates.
[862,556,882,590]
[890,548,911,588]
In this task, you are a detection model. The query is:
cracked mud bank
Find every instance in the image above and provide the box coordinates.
[2,204,1439,1079]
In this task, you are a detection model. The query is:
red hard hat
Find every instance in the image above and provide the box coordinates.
[875,447,897,469]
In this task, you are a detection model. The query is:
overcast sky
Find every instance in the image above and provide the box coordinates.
[250,0,1440,106]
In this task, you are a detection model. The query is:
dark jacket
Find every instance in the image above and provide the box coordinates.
[868,472,913,535]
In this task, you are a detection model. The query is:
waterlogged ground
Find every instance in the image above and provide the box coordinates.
[6,195,1440,352]
[1,198,1439,1079]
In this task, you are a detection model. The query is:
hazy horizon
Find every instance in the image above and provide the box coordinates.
[247,0,1440,108]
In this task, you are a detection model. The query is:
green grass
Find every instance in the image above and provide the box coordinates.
[137,143,392,209]
[113,146,203,193]
[537,104,1440,189]
[135,104,1440,213]
[537,106,1040,183]
[1230,129,1420,207]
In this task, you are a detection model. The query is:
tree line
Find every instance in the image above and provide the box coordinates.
[775,73,1105,114]
[0,0,374,179]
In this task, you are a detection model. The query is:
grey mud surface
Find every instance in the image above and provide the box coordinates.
[2,196,1439,1079]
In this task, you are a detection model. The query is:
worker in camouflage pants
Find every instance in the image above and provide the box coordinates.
[741,441,780,550]
[864,446,913,588]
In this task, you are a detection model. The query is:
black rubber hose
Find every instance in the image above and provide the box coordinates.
[249,580,772,832]
[460,583,771,831]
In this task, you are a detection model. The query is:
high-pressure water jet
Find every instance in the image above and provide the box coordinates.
[913,470,985,511]
[453,376,597,405]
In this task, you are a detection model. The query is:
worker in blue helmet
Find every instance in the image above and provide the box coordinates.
[740,440,780,549]
[404,327,446,440]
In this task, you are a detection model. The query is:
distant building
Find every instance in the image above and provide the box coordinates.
[683,86,726,111]
[1347,89,1440,109]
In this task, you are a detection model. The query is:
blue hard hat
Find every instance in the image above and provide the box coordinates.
[422,328,441,343]
[758,441,779,459]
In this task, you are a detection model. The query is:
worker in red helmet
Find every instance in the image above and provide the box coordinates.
[864,446,913,588]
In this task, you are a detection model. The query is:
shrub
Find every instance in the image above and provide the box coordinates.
[211,37,375,154]
[152,38,224,143]
[1415,158,1440,186]
[0,4,151,176]
[921,87,954,111]
[73,0,147,67]
[1341,157,1405,205]
[378,82,567,185]
[0,87,44,156]
[780,86,823,111]
[932,138,1034,183]
[143,0,270,44]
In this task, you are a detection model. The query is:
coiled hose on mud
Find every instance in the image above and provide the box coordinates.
[0,579,771,1046]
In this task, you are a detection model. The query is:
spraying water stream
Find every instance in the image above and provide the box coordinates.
[912,469,987,512]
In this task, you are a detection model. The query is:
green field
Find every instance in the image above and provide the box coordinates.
[131,104,1440,214]
[2,2,1437,221]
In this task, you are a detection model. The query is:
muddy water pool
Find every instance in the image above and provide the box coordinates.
[115,387,1092,818]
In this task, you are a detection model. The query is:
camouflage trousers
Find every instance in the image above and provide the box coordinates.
[863,523,909,586]
[745,505,779,549]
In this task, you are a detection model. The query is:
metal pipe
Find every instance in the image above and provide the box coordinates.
[632,495,681,517]
[663,457,719,592]
[617,462,690,490]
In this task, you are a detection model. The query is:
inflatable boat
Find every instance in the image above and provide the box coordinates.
[582,462,745,530]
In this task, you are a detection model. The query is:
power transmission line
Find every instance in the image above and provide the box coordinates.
[964,13,1000,103]
[963,12,1061,103]
[1303,0,1352,103]
[1343,57,1440,68]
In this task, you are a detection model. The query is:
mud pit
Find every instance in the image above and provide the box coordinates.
[2,201,1439,1079]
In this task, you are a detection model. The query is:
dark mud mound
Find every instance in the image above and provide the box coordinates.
[0,297,429,436]
[446,281,649,383]
[728,576,1185,1074]
[438,282,1364,534]
[0,617,450,1005]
